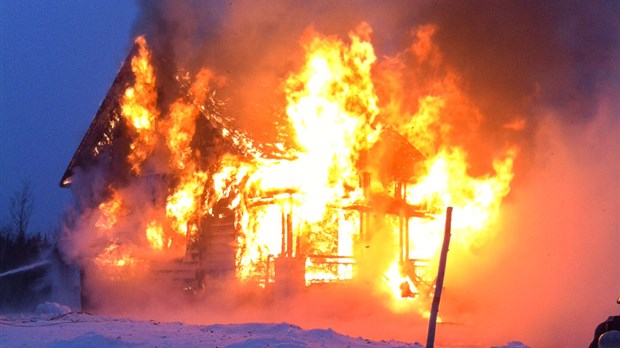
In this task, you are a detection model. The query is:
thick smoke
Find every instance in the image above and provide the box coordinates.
[61,0,619,346]
[416,2,620,346]
[133,0,437,143]
[419,1,620,170]
[133,0,620,166]
[442,100,620,346]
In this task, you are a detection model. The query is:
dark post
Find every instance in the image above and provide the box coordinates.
[426,206,453,348]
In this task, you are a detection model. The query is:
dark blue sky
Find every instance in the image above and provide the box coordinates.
[1,1,138,232]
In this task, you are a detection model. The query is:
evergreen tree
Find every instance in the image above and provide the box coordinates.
[0,182,51,311]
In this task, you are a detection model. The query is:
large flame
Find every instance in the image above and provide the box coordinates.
[85,23,516,314]
[120,36,159,174]
[229,25,385,282]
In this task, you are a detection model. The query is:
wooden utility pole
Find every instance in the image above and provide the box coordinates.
[425,206,453,348]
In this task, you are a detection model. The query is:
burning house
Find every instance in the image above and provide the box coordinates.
[60,26,515,312]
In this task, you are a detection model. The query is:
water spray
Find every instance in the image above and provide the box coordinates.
[0,260,49,278]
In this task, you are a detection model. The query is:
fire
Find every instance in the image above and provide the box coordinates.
[145,220,166,250]
[164,69,215,171]
[406,148,516,255]
[367,24,517,308]
[166,171,207,237]
[92,50,220,260]
[162,68,220,247]
[93,244,141,280]
[233,24,383,281]
[95,188,123,232]
[120,36,159,174]
[81,21,518,316]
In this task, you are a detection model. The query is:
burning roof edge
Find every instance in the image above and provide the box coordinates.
[60,43,427,188]
[59,44,139,188]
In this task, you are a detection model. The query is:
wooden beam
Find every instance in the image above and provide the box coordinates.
[426,206,453,348]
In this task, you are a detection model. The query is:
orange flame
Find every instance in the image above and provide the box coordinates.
[232,24,384,281]
[93,244,142,280]
[145,220,167,250]
[95,188,123,232]
[87,25,517,315]
[120,36,159,174]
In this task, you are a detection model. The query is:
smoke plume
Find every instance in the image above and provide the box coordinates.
[59,1,619,346]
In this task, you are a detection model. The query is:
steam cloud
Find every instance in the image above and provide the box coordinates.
[60,1,619,346]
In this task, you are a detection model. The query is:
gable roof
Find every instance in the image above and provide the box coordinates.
[60,45,138,187]
[60,45,426,188]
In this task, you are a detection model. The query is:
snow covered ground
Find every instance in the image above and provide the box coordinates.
[0,303,529,348]
[1,313,413,347]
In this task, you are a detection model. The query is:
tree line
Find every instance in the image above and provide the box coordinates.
[1,182,56,311]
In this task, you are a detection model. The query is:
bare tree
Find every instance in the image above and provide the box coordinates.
[9,181,34,237]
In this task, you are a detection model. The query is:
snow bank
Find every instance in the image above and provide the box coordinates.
[0,313,423,347]
[34,302,72,317]
[1,307,530,347]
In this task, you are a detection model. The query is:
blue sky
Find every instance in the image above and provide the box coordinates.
[1,1,138,232]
